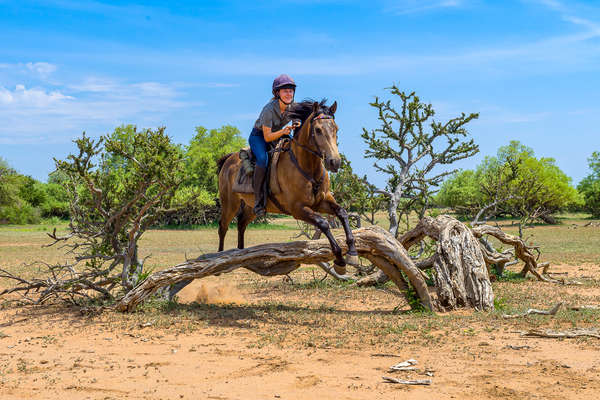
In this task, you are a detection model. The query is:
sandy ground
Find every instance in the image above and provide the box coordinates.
[2,267,600,400]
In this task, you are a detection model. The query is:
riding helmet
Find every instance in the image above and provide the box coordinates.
[272,74,296,96]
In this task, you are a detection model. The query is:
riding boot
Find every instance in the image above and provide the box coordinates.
[252,165,267,217]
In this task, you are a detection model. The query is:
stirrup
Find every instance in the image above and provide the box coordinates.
[253,205,266,217]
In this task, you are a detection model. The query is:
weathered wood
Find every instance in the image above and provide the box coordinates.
[116,226,435,312]
[471,224,555,282]
[521,329,600,339]
[502,302,563,319]
[399,215,494,311]
[382,376,432,385]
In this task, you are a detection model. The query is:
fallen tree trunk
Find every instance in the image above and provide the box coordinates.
[117,226,435,312]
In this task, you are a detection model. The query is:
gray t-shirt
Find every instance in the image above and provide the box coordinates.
[254,98,294,132]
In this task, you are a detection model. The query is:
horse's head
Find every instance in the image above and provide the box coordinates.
[287,99,342,172]
[309,100,340,172]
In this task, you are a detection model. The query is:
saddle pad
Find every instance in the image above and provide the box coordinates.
[232,148,253,194]
[231,142,286,195]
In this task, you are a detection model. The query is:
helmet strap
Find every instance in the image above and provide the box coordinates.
[276,90,294,105]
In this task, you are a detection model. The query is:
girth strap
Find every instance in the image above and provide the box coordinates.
[267,193,290,215]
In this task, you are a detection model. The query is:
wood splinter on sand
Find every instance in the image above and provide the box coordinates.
[382,377,432,385]
[389,359,418,372]
[117,217,495,313]
[502,302,563,319]
[521,329,600,339]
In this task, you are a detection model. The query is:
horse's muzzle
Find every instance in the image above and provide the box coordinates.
[325,157,341,172]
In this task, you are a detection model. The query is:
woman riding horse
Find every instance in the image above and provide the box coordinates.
[249,74,301,217]
[217,92,360,273]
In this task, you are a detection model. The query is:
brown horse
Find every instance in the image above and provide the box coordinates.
[216,99,358,273]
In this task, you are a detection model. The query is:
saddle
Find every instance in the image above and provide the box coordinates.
[231,140,289,195]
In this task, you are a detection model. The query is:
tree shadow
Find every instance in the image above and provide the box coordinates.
[158,300,415,329]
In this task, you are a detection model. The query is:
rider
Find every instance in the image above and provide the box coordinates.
[249,74,300,217]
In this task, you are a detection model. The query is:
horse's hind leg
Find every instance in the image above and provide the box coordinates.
[237,201,256,249]
[218,194,239,252]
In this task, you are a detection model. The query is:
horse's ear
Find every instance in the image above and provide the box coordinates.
[329,101,337,116]
[312,101,319,114]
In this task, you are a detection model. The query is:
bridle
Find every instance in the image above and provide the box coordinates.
[291,114,333,161]
[287,113,334,196]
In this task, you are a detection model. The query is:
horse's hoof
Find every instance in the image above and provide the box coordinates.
[333,262,347,276]
[345,253,360,267]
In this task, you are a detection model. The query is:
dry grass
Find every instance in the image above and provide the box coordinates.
[1,214,599,351]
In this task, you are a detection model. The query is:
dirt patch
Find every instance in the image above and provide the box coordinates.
[176,276,247,305]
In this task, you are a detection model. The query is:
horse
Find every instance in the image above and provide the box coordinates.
[216,99,358,274]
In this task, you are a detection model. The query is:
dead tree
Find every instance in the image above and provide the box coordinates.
[399,215,493,310]
[361,86,479,238]
[117,216,496,313]
[117,225,435,312]
[471,224,553,281]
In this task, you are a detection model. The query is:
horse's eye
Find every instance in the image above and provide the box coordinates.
[315,127,322,135]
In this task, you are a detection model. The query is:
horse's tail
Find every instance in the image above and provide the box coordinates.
[216,152,235,175]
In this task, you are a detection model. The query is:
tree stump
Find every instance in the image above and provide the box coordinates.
[400,215,494,311]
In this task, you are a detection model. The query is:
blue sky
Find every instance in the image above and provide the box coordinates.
[1,0,599,188]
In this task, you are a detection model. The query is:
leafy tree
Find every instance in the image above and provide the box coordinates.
[361,86,479,237]
[38,125,185,298]
[435,169,482,219]
[578,151,600,218]
[184,125,246,196]
[439,141,581,228]
[0,158,42,224]
[0,157,18,209]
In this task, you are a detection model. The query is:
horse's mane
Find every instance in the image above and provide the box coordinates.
[285,98,333,135]
[216,152,234,174]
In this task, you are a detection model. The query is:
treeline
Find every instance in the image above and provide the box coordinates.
[0,158,69,224]
[0,124,245,225]
[1,93,599,229]
[436,143,600,221]
[333,141,599,227]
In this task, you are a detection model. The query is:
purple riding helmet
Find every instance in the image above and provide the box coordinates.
[272,74,296,98]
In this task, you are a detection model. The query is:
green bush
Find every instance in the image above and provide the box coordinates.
[0,202,41,224]
[578,152,600,218]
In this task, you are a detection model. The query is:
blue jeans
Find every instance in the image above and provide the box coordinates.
[249,128,268,168]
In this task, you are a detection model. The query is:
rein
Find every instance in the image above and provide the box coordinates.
[288,114,333,196]
[265,113,333,214]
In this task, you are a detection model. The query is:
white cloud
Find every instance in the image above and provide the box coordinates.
[0,84,73,107]
[0,61,59,81]
[0,78,189,144]
[25,62,57,79]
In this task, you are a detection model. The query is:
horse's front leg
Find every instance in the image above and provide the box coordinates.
[295,205,346,274]
[317,194,359,267]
